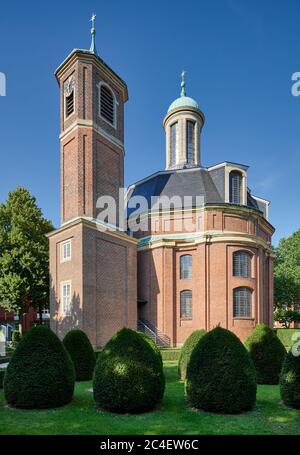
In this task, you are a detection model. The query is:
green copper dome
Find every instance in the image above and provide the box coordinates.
[167,71,199,112]
[168,96,199,112]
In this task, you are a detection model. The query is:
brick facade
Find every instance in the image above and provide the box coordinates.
[49,50,137,347]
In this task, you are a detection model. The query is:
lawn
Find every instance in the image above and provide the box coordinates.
[1,361,300,435]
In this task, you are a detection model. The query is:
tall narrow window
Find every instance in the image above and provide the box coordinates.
[60,240,71,263]
[61,282,71,316]
[229,171,242,204]
[100,84,115,125]
[180,290,192,320]
[186,120,195,164]
[233,287,252,318]
[170,122,178,167]
[180,255,192,279]
[233,251,251,277]
[65,91,74,117]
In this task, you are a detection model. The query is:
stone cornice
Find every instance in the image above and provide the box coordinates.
[47,216,138,245]
[55,49,128,101]
[59,119,125,152]
[137,231,273,253]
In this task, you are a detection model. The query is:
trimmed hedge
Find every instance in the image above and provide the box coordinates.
[245,324,286,384]
[276,329,300,350]
[63,329,96,381]
[4,326,75,409]
[93,328,165,413]
[186,326,257,414]
[178,330,206,380]
[160,349,181,362]
[280,346,300,408]
[0,369,5,389]
[138,332,163,366]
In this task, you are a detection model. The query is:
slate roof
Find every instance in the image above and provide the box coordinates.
[127,167,260,217]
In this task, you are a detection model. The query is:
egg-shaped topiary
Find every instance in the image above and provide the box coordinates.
[245,323,286,384]
[93,327,165,413]
[280,344,300,409]
[178,329,206,380]
[186,326,257,414]
[63,329,96,381]
[4,326,75,409]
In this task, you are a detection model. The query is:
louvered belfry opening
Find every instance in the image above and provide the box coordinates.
[100,85,114,125]
[65,91,74,117]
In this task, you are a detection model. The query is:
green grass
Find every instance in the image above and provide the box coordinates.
[1,361,300,435]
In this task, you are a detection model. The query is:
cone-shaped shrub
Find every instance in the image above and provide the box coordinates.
[178,329,206,380]
[245,323,286,384]
[4,326,75,409]
[63,329,96,381]
[138,332,163,366]
[93,327,165,413]
[186,326,257,414]
[280,347,300,408]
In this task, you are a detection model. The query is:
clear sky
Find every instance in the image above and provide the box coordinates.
[0,0,299,244]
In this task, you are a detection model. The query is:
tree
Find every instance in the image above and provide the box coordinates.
[0,188,53,320]
[245,323,286,384]
[4,326,75,409]
[274,230,300,327]
[186,327,257,414]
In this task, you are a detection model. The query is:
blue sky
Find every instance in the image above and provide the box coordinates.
[0,0,299,244]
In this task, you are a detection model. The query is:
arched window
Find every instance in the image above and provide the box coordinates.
[233,287,252,318]
[233,251,251,277]
[229,171,242,204]
[186,120,195,164]
[170,122,178,167]
[180,255,192,279]
[180,290,192,320]
[100,84,115,125]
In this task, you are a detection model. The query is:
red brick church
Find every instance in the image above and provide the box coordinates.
[48,17,275,347]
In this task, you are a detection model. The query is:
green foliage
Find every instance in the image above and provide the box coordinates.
[186,327,257,414]
[138,332,163,365]
[4,326,75,409]
[245,324,286,384]
[178,330,206,380]
[63,330,96,381]
[93,328,165,413]
[12,331,21,343]
[160,349,181,361]
[280,348,300,409]
[274,231,300,325]
[276,329,300,350]
[0,369,5,389]
[0,188,53,315]
[274,308,300,329]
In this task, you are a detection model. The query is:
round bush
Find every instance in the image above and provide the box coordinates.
[178,329,206,380]
[4,326,75,409]
[245,324,286,384]
[186,326,257,414]
[280,347,300,408]
[138,332,163,366]
[93,327,165,413]
[63,329,96,381]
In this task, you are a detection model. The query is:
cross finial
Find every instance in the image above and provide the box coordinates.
[89,13,98,55]
[181,70,187,97]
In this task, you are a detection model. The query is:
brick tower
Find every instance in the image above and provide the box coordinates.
[48,17,137,347]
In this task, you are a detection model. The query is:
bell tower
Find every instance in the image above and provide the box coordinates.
[55,14,127,225]
[49,16,137,347]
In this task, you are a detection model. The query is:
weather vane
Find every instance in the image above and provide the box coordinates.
[89,13,98,56]
[181,70,187,97]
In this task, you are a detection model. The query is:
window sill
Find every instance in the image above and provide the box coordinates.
[233,317,255,321]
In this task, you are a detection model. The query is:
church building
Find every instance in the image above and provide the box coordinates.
[49,18,275,347]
